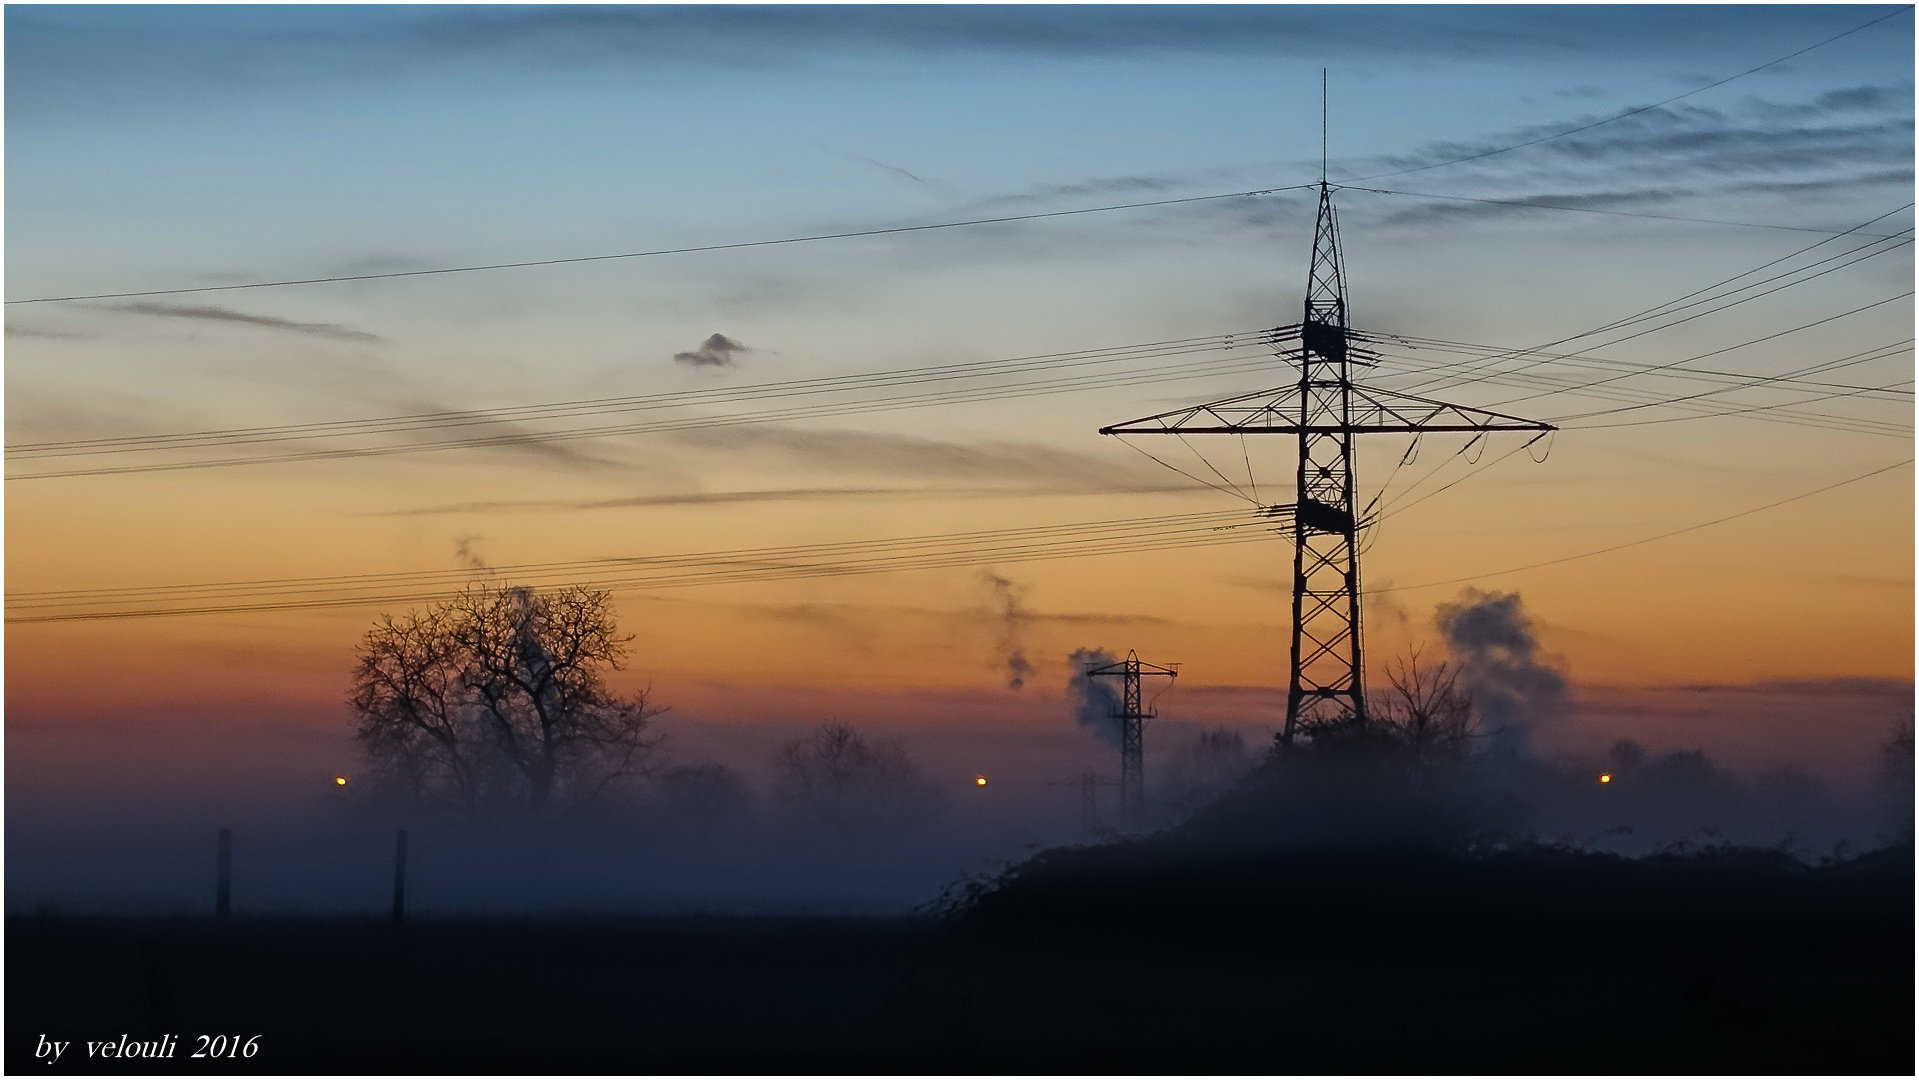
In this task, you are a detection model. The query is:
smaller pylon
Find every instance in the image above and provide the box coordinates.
[1048,768,1118,834]
[1084,651,1178,827]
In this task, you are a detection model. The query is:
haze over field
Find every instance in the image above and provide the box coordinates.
[6,5,1912,914]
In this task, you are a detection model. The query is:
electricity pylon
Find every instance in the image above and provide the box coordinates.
[1048,768,1117,834]
[1100,182,1554,746]
[1084,651,1178,825]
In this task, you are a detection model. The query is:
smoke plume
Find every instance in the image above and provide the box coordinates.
[1435,590,1567,771]
[981,570,1035,690]
[1067,647,1122,746]
[454,536,490,572]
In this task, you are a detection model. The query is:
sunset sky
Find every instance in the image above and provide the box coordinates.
[6,5,1913,876]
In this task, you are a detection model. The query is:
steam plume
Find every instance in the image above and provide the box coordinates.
[1436,590,1567,771]
[1067,647,1122,746]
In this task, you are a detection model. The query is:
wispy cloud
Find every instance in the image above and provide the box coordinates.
[4,324,87,340]
[108,302,383,342]
[13,7,1906,125]
[406,6,1899,68]
[666,426,1156,486]
[1340,91,1912,202]
[370,481,1206,518]
[828,151,937,186]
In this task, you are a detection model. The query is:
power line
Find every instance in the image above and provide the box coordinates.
[1362,200,1918,400]
[9,331,1269,458]
[1513,203,1916,342]
[1370,458,1915,594]
[6,340,1292,481]
[6,506,1281,623]
[1368,335,1917,437]
[1373,335,1914,399]
[3,186,1316,306]
[1487,290,1916,409]
[11,506,1252,602]
[1560,376,1915,432]
[1546,339,1918,422]
[1374,289,1916,420]
[1342,6,1911,183]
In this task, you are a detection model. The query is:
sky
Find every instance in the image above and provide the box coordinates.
[5,4,1914,911]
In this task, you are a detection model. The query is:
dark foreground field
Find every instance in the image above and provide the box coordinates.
[8,843,1912,1075]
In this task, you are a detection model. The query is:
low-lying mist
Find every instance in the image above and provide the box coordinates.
[7,593,1910,917]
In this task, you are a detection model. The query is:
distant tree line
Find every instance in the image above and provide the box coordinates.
[349,584,943,833]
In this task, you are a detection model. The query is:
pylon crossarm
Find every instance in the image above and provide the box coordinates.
[1098,378,1555,436]
[1084,660,1180,679]
[1347,384,1557,432]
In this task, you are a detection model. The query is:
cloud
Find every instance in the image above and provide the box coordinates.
[665,426,1155,486]
[1340,91,1912,217]
[14,7,1906,127]
[352,397,634,473]
[370,482,1206,518]
[4,324,88,340]
[1697,677,1915,698]
[969,173,1193,211]
[1716,168,1916,199]
[1815,85,1899,112]
[375,487,933,516]
[404,6,1900,68]
[446,431,631,473]
[673,333,751,368]
[107,302,383,342]
[832,152,935,186]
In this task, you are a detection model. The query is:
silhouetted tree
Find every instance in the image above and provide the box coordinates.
[350,584,663,818]
[1881,716,1914,839]
[1284,650,1480,771]
[1882,717,1914,791]
[777,721,938,833]
[1373,650,1478,767]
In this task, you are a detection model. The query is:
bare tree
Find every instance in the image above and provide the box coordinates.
[350,585,663,818]
[1881,716,1915,840]
[1373,649,1478,767]
[1882,716,1914,792]
[777,721,938,834]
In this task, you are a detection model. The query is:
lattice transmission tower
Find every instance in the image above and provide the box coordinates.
[1084,650,1178,826]
[1100,182,1555,746]
[1048,768,1118,834]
